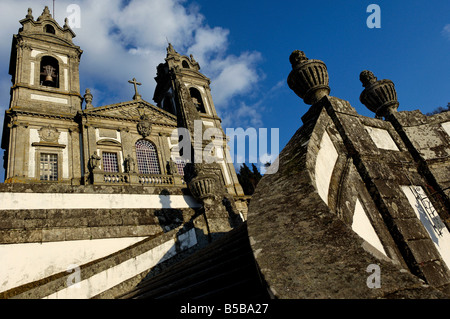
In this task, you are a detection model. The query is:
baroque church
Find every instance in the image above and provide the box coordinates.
[1,6,245,204]
[2,6,450,302]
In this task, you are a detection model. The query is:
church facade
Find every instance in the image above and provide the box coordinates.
[1,6,245,202]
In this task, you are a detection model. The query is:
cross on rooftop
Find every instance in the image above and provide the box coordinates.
[128,77,142,101]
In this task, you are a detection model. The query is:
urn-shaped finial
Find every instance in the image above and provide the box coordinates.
[287,50,330,105]
[359,70,399,119]
[84,89,93,109]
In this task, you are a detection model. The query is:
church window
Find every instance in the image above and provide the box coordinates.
[189,88,206,113]
[182,60,190,69]
[44,24,56,34]
[40,153,58,181]
[175,158,187,176]
[136,140,161,175]
[40,56,59,88]
[102,152,119,173]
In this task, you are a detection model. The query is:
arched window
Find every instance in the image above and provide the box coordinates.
[136,140,161,175]
[44,24,55,34]
[182,60,190,69]
[40,56,59,88]
[189,88,206,113]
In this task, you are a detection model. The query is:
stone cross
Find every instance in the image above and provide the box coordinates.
[128,77,142,101]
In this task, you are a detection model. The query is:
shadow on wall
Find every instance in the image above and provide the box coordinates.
[120,190,242,298]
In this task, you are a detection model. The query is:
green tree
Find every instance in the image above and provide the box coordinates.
[237,163,263,195]
[427,102,450,115]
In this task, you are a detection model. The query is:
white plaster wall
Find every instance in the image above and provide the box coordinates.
[31,49,44,58]
[28,129,41,178]
[43,228,197,299]
[59,131,69,179]
[64,69,68,91]
[0,237,147,293]
[351,199,387,256]
[315,131,338,205]
[401,186,450,269]
[364,126,399,151]
[30,62,35,85]
[202,121,214,127]
[442,121,450,137]
[55,54,68,65]
[0,193,201,210]
[30,94,68,105]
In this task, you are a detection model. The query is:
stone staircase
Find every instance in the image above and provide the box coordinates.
[118,222,271,300]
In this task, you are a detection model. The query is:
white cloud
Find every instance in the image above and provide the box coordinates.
[0,1,262,109]
[442,24,450,40]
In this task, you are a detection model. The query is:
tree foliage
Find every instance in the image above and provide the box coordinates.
[237,163,262,195]
[427,102,450,115]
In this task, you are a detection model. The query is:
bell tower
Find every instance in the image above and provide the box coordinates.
[1,7,83,184]
[153,44,245,198]
[8,6,83,114]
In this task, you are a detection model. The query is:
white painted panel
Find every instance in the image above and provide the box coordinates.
[203,121,214,127]
[59,132,69,179]
[31,94,68,105]
[0,193,201,210]
[401,186,450,269]
[31,49,44,58]
[43,229,197,299]
[315,131,338,205]
[442,122,450,137]
[55,54,68,64]
[28,129,40,178]
[30,62,35,85]
[364,126,399,151]
[64,69,68,91]
[0,237,147,293]
[352,199,387,256]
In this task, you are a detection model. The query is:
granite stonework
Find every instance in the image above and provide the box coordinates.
[247,51,450,298]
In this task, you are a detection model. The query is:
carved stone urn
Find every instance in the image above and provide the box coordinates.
[287,50,330,105]
[359,70,399,119]
[188,173,218,201]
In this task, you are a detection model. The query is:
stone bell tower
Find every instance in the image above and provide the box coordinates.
[153,44,245,199]
[1,7,83,184]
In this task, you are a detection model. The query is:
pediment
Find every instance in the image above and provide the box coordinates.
[83,100,177,127]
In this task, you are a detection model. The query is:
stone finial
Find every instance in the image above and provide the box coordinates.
[287,50,330,105]
[64,18,70,30]
[84,89,93,109]
[167,43,177,55]
[360,70,378,88]
[289,50,309,69]
[37,6,52,21]
[359,70,399,119]
[26,8,34,20]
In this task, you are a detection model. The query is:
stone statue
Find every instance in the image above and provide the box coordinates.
[88,152,101,172]
[167,159,178,175]
[124,155,136,173]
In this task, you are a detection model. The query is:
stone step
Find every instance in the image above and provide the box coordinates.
[2,224,199,299]
[119,223,271,300]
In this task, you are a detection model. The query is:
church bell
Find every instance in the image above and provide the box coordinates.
[42,65,55,85]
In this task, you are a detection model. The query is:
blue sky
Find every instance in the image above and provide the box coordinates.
[0,0,449,181]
